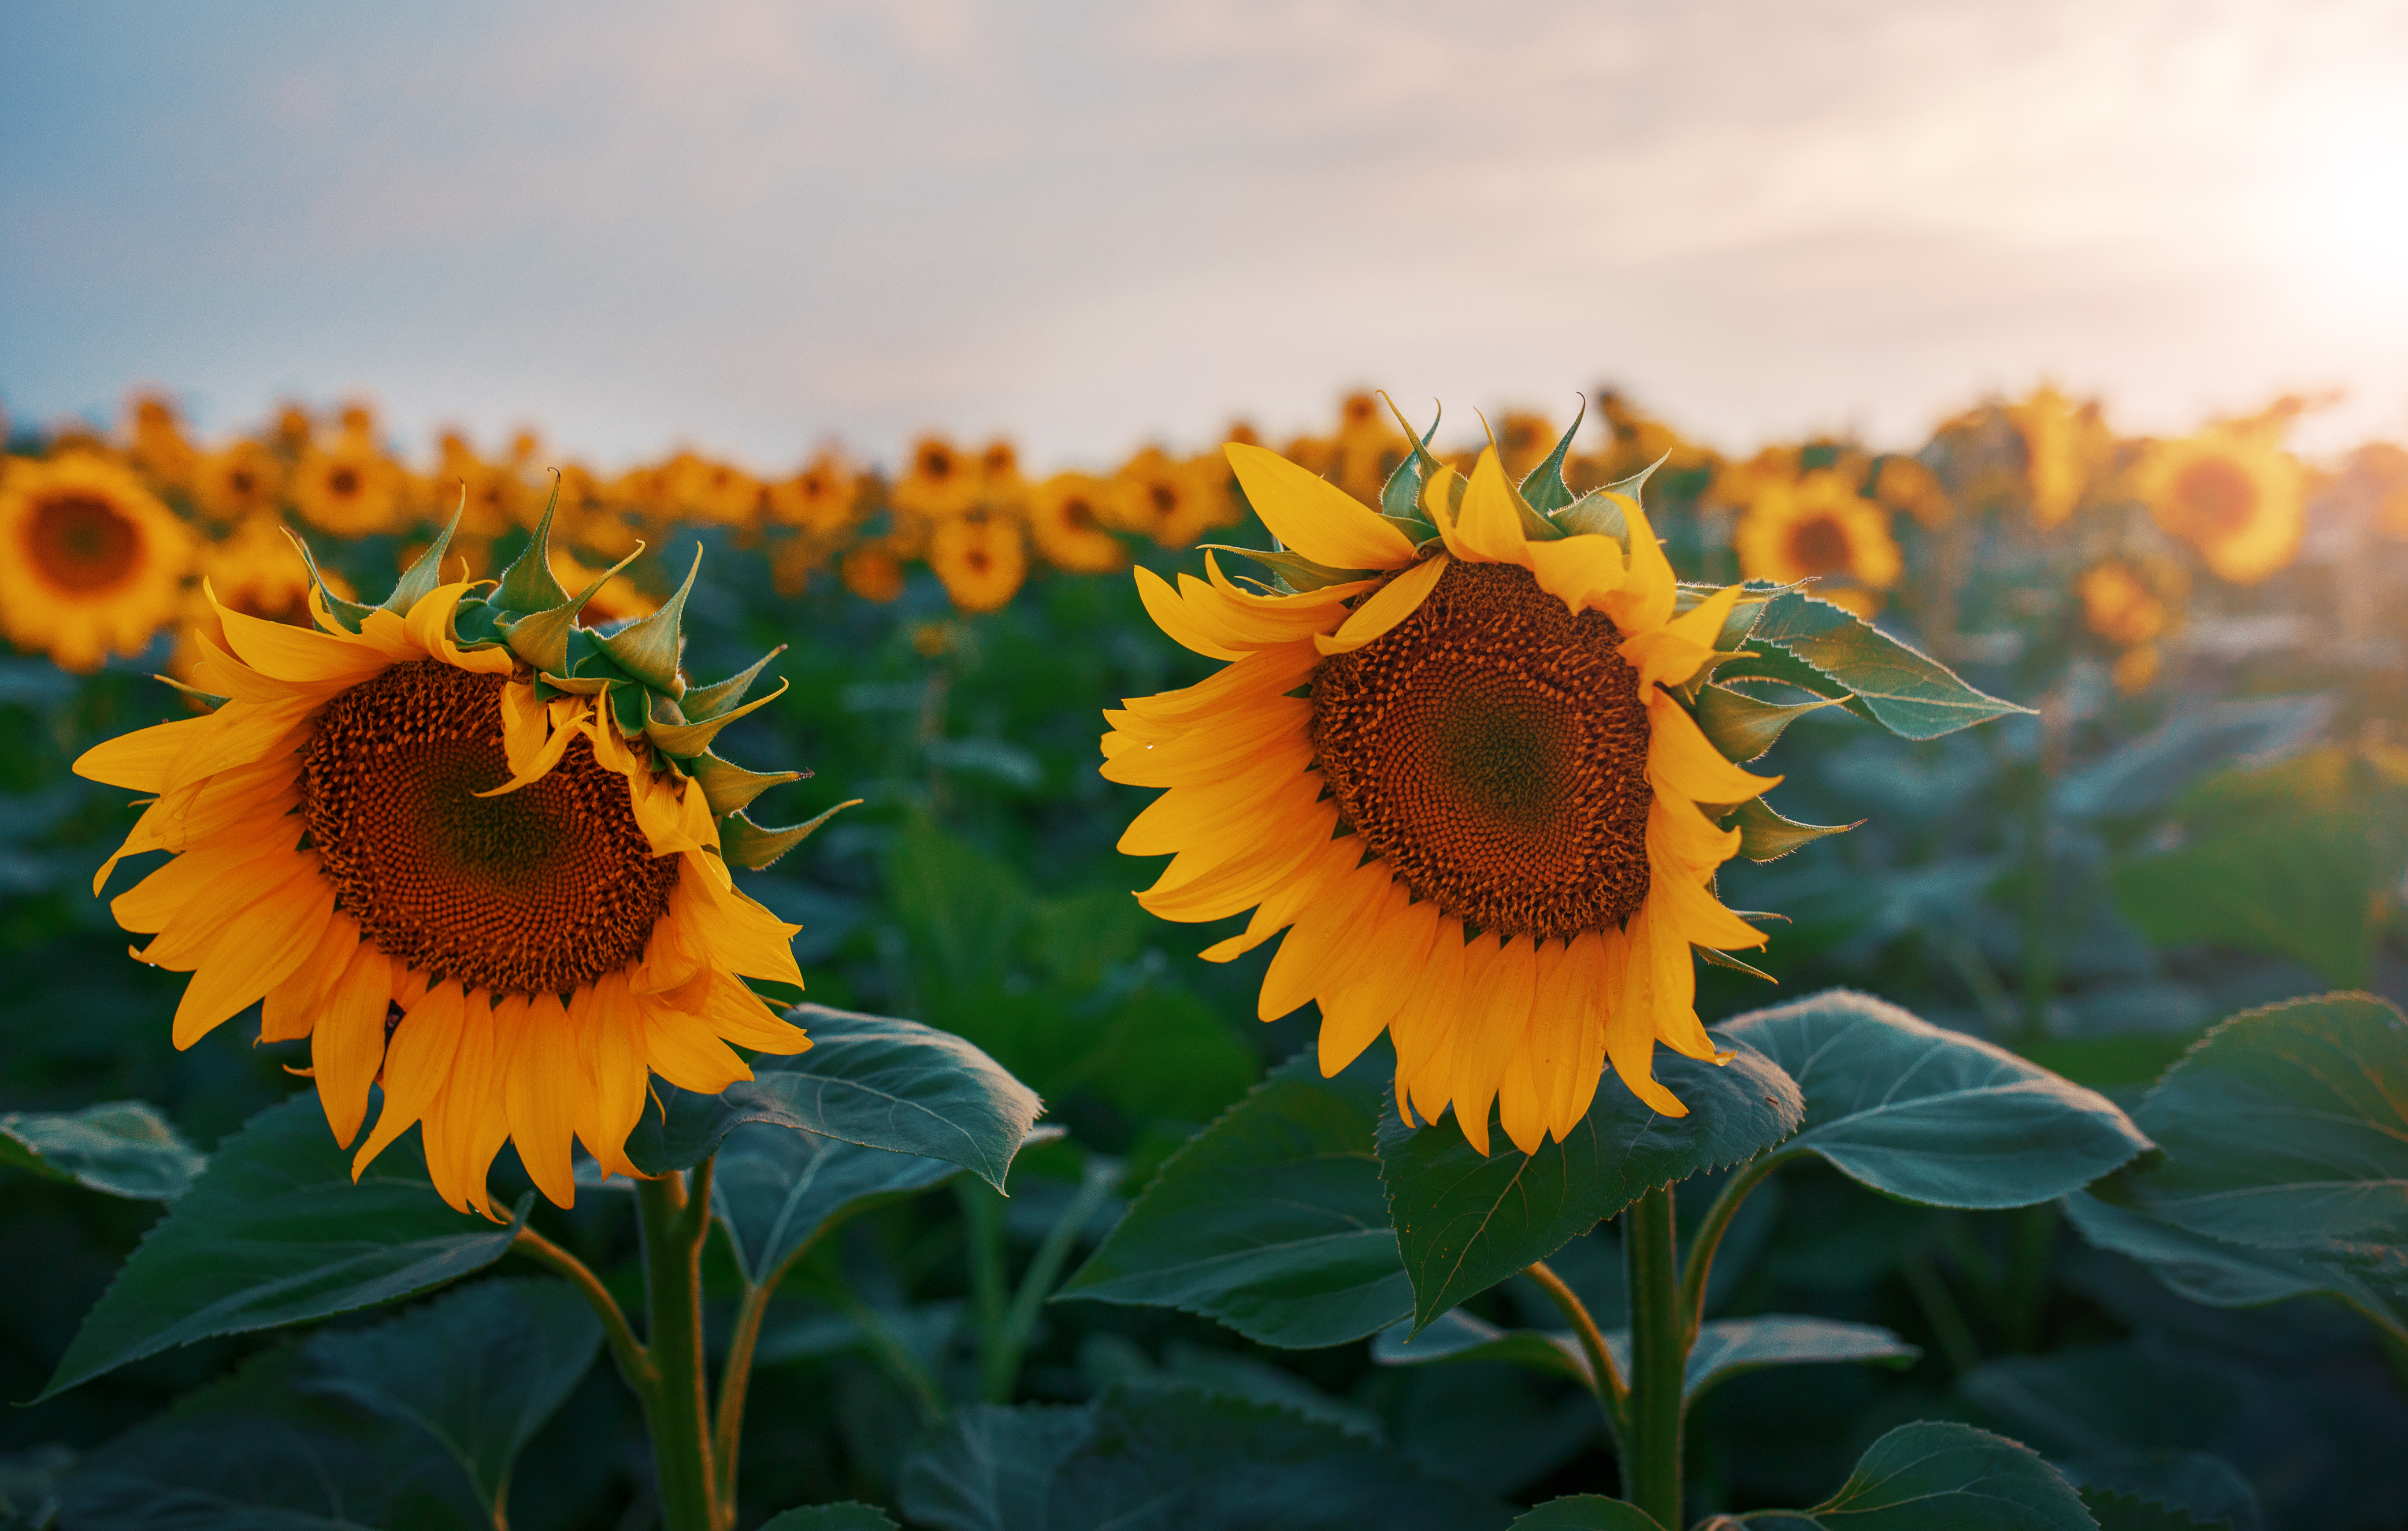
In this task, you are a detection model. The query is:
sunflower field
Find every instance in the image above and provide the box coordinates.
[1,383,2404,1531]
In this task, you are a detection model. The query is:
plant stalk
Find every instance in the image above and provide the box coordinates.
[985,1159,1117,1404]
[1623,1185,1686,1529]
[958,1179,1009,1399]
[1675,1154,1786,1343]
[1524,1258,1628,1450]
[636,1166,722,1531]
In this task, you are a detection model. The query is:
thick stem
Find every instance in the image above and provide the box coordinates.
[1623,1185,1686,1530]
[713,1279,774,1518]
[512,1225,654,1400]
[637,1168,721,1531]
[985,1161,1116,1404]
[1524,1258,1628,1450]
[1675,1154,1786,1344]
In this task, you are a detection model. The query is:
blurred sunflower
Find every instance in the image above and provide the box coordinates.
[767,452,862,538]
[1108,448,1225,548]
[891,435,979,521]
[2140,426,2303,584]
[0,453,194,672]
[77,522,821,1217]
[1496,411,1556,480]
[2076,559,2168,650]
[2345,443,2408,540]
[2006,386,2098,528]
[929,512,1028,613]
[127,392,200,490]
[1732,468,1902,612]
[1871,454,1951,528]
[841,540,907,603]
[193,439,286,522]
[170,516,351,683]
[293,429,403,536]
[436,433,534,542]
[1105,440,1780,1151]
[659,451,760,528]
[1027,472,1127,573]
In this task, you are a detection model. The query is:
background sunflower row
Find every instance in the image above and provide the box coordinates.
[9,383,2403,694]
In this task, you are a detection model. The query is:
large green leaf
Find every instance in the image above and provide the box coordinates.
[1373,1309,1913,1404]
[2057,1452,2263,1531]
[1958,1343,2246,1460]
[0,1100,204,1200]
[711,1118,970,1286]
[40,1094,525,1399]
[623,1006,1043,1191]
[897,1381,1513,1531]
[1507,1497,1662,1530]
[2062,1185,2407,1344]
[299,1278,600,1520]
[1734,1420,2095,1529]
[758,1507,903,1531]
[1377,1033,1802,1329]
[2112,815,2379,987]
[2117,994,2408,1273]
[1741,590,2029,740]
[56,1346,487,1530]
[1058,1052,1411,1348]
[1718,991,2150,1208]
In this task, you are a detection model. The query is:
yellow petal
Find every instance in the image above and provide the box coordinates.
[313,941,395,1148]
[1526,534,1626,615]
[403,583,515,674]
[214,600,387,687]
[1605,909,1688,1118]
[75,715,213,792]
[171,872,334,1048]
[1224,442,1416,570]
[1408,931,1492,1132]
[1646,688,1782,805]
[1317,893,1438,1077]
[259,914,359,1043]
[1390,918,1469,1122]
[504,992,581,1210]
[1118,766,1320,858]
[636,993,754,1094]
[1619,583,1743,692]
[1315,553,1450,657]
[354,980,466,1180]
[1135,566,1246,661]
[1451,935,1540,1156]
[1454,448,1533,566]
[576,977,651,1181]
[1196,830,1360,963]
[1600,494,1678,635]
[1254,856,1390,1020]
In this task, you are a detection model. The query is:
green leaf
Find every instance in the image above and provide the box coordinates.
[758,1506,903,1531]
[2062,1185,2407,1343]
[2058,1451,2263,1531]
[712,1119,968,1287]
[1958,1343,2246,1460]
[1507,1495,1663,1530]
[1378,1031,1802,1330]
[1372,1310,1914,1405]
[1738,1419,2096,1529]
[0,1100,204,1200]
[2116,994,2408,1270]
[1370,1308,1591,1384]
[1745,590,2029,740]
[41,1094,525,1399]
[1058,1052,1412,1348]
[56,1345,488,1530]
[1723,795,1860,862]
[299,1278,600,1520]
[622,1006,1043,1192]
[1694,683,1840,763]
[1718,991,2150,1209]
[2112,816,2380,987]
[897,1381,1514,1531]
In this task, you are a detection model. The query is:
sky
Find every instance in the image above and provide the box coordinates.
[5,0,2407,474]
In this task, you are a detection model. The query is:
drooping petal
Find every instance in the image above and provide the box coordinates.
[1314,553,1450,657]
[1224,442,1418,570]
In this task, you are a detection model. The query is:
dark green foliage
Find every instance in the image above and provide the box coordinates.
[0,1101,203,1200]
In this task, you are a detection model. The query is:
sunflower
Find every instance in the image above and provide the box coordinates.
[76,510,842,1217]
[0,453,195,672]
[194,440,286,523]
[2138,426,2305,584]
[767,452,862,538]
[1027,472,1127,573]
[2076,559,2168,650]
[929,511,1029,613]
[1103,435,1788,1151]
[891,435,980,521]
[841,540,907,603]
[2005,386,2100,529]
[1732,468,1902,611]
[1107,448,1230,548]
[128,392,200,490]
[1871,454,1951,528]
[293,429,404,537]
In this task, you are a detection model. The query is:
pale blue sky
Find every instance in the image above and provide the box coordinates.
[5,0,2405,472]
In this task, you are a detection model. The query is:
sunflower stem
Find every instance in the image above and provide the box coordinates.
[636,1167,722,1531]
[1623,1185,1686,1529]
[1523,1258,1628,1450]
[1676,1152,1787,1344]
[511,1225,654,1401]
[986,1155,1118,1404]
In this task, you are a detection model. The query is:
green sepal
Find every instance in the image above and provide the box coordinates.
[1720,795,1859,861]
[1696,944,1778,983]
[690,751,808,817]
[151,674,228,711]
[447,597,507,650]
[501,544,647,677]
[1199,544,1371,594]
[643,679,789,757]
[607,679,652,739]
[278,528,380,634]
[489,475,570,616]
[1471,412,1564,543]
[1602,454,1667,505]
[1376,395,1446,535]
[1550,488,1630,547]
[684,644,789,722]
[1694,683,1842,763]
[384,494,464,615]
[1517,397,1587,515]
[720,798,862,870]
[593,545,701,695]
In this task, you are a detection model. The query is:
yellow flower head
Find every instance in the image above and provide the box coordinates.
[127,392,201,490]
[1026,472,1127,574]
[293,429,404,537]
[841,540,907,603]
[2006,386,2101,529]
[1732,468,1903,600]
[0,452,195,672]
[194,440,286,523]
[1107,448,1234,548]
[2076,559,2169,650]
[891,435,981,521]
[77,506,841,1217]
[2140,427,2304,584]
[929,512,1029,613]
[1104,424,1788,1154]
[767,452,862,538]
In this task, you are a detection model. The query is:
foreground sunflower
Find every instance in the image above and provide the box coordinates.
[77,502,848,1216]
[0,452,195,672]
[1103,413,1793,1154]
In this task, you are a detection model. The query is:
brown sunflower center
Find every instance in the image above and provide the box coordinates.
[1311,558,1653,942]
[1787,514,1850,574]
[300,659,680,996]
[2173,457,2257,536]
[28,493,140,592]
[328,466,361,499]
